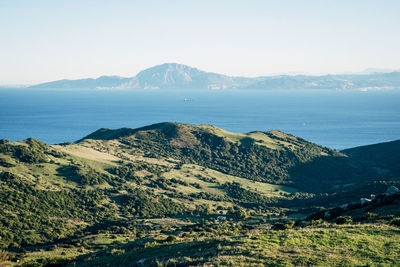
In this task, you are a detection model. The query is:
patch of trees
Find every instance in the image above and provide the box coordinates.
[0,174,115,248]
[120,188,187,218]
[0,139,48,163]
[117,128,367,193]
[223,182,276,210]
[58,165,112,186]
[188,192,227,201]
[109,161,170,182]
[147,177,173,190]
[0,138,66,164]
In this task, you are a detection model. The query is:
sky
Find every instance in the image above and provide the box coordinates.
[1,0,400,85]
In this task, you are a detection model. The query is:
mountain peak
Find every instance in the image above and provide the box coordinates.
[152,62,196,70]
[133,63,221,89]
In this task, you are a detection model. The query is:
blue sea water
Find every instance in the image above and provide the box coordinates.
[0,89,399,150]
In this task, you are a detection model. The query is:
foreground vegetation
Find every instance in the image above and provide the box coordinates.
[72,223,400,266]
[0,122,399,266]
[3,221,400,266]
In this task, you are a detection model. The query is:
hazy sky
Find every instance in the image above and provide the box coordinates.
[1,0,400,84]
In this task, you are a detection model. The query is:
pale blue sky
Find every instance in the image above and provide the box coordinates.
[1,0,399,84]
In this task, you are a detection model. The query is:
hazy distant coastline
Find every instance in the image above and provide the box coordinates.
[15,63,400,91]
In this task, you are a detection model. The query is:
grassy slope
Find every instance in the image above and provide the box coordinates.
[59,140,296,205]
[1,123,400,266]
[82,122,375,193]
[71,224,400,267]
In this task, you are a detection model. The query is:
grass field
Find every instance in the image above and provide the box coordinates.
[63,223,400,267]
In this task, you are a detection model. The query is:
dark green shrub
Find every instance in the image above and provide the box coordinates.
[166,235,177,242]
[335,216,353,224]
[390,218,400,226]
[227,207,248,220]
[272,221,294,230]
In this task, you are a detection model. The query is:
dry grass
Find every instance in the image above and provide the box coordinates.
[0,250,9,267]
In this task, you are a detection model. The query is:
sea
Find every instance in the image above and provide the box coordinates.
[0,88,399,150]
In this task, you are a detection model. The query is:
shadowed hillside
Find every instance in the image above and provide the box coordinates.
[343,139,400,177]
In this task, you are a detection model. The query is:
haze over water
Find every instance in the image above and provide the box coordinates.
[1,89,399,150]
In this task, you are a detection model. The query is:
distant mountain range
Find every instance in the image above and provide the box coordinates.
[28,63,400,90]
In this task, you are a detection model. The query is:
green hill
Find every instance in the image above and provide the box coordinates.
[0,123,399,266]
[81,122,374,193]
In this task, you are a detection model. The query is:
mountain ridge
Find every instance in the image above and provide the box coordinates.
[27,63,400,90]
